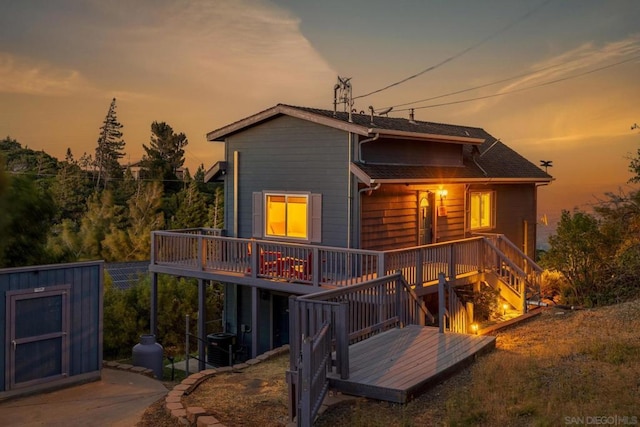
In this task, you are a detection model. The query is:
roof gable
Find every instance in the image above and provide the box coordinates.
[207,104,485,144]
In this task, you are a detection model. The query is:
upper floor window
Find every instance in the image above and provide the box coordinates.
[265,194,308,239]
[470,191,495,230]
[253,191,322,242]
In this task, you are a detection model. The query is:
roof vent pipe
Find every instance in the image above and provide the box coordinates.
[409,108,416,124]
[369,106,375,125]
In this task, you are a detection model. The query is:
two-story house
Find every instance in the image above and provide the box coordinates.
[150,103,552,365]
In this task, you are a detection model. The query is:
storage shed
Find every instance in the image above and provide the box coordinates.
[0,261,103,399]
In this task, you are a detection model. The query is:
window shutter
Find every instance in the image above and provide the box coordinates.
[310,193,322,243]
[252,192,263,238]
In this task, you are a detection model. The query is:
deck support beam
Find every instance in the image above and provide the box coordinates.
[251,286,258,359]
[198,279,207,371]
[438,273,446,333]
[151,272,158,337]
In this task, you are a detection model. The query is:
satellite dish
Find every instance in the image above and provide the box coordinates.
[377,107,393,116]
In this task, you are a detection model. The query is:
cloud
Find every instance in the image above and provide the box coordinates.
[0,52,91,96]
[499,34,640,94]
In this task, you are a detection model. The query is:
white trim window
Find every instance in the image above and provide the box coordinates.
[253,192,322,242]
[469,191,495,230]
[265,193,308,239]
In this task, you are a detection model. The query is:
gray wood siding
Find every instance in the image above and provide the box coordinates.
[361,139,463,166]
[0,261,103,392]
[471,183,538,256]
[225,115,350,247]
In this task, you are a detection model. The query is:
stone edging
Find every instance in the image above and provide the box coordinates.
[165,345,290,427]
[102,360,156,378]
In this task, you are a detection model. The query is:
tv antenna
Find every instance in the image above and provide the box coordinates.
[333,76,353,121]
[540,160,553,173]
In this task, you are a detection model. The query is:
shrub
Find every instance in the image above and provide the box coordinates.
[103,273,223,359]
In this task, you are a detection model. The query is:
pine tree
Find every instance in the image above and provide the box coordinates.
[141,121,188,187]
[172,179,208,229]
[51,148,91,221]
[95,98,125,191]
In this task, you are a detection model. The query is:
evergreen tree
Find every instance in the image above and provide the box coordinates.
[77,191,124,259]
[95,98,125,191]
[208,185,224,229]
[171,178,208,229]
[102,181,165,261]
[51,148,91,221]
[141,121,187,189]
[0,174,56,267]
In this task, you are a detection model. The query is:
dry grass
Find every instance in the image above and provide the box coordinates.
[318,300,640,426]
[140,300,640,426]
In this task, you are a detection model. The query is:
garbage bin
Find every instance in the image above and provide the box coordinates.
[207,333,236,366]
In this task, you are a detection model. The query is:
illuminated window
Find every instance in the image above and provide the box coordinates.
[265,194,308,239]
[470,191,494,230]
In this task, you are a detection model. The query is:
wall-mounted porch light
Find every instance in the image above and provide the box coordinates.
[470,323,479,335]
[437,188,448,217]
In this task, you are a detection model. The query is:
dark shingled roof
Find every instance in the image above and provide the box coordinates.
[289,105,488,140]
[208,103,552,183]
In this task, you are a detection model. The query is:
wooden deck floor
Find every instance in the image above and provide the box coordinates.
[328,325,496,403]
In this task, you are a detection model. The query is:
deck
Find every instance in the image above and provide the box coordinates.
[328,325,496,403]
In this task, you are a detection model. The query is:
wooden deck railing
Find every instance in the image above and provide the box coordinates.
[150,229,542,306]
[382,237,484,288]
[298,321,332,427]
[152,229,383,287]
[287,272,430,425]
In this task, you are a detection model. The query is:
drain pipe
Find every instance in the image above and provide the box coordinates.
[359,182,381,195]
[358,133,380,163]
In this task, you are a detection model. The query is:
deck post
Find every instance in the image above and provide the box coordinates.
[448,244,456,279]
[396,274,405,327]
[251,286,259,358]
[438,273,446,333]
[415,249,423,288]
[312,247,320,287]
[377,252,386,279]
[197,235,204,270]
[150,272,158,337]
[336,302,350,379]
[198,279,206,371]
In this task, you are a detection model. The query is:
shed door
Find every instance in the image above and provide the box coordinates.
[6,285,70,390]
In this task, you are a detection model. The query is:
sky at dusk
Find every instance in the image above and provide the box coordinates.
[1,0,639,235]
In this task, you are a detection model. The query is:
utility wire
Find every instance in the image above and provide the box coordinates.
[395,53,640,112]
[353,0,552,100]
[379,54,594,110]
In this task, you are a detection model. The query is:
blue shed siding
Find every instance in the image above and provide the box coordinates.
[0,261,103,393]
[225,115,350,247]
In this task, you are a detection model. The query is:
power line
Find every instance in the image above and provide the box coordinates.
[353,0,551,100]
[395,53,640,112]
[379,53,597,111]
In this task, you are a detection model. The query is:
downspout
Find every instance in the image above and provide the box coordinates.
[347,132,353,248]
[349,132,379,249]
[358,133,380,164]
[359,182,381,195]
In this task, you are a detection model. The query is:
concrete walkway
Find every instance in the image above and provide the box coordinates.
[0,369,168,427]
